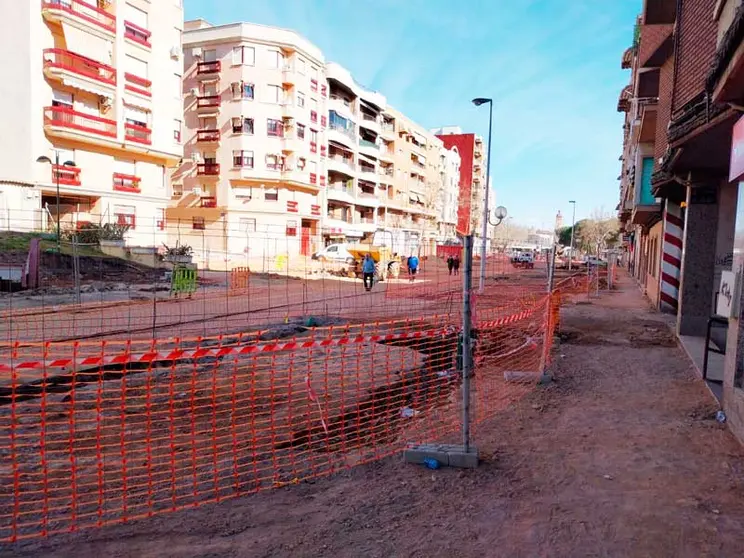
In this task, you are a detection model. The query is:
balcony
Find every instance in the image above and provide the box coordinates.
[327,183,356,205]
[200,197,217,208]
[329,96,356,121]
[359,138,379,151]
[197,61,221,77]
[124,73,152,97]
[360,113,380,133]
[41,0,116,36]
[52,164,81,186]
[124,21,151,48]
[112,173,141,193]
[196,129,220,143]
[197,163,220,176]
[125,123,152,145]
[311,204,321,217]
[282,65,296,86]
[196,95,221,114]
[43,49,116,94]
[327,154,355,177]
[44,106,116,142]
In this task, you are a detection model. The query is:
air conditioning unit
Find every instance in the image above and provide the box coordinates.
[170,46,182,60]
[190,152,201,163]
[189,87,199,97]
[192,47,203,58]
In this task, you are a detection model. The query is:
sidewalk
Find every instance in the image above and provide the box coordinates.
[6,273,744,557]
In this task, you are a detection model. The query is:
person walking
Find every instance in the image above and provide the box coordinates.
[362,254,376,291]
[447,255,454,276]
[407,253,419,282]
[453,255,460,276]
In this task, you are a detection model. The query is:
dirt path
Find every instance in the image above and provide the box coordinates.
[5,273,744,557]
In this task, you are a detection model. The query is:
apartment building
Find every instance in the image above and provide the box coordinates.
[0,0,184,245]
[432,127,486,238]
[324,62,386,246]
[173,19,327,268]
[439,145,461,240]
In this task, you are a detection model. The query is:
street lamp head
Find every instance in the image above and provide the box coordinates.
[63,161,76,167]
[36,156,52,164]
[472,97,492,106]
[494,206,508,220]
[569,200,576,204]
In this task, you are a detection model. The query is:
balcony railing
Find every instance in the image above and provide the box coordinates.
[359,139,379,150]
[124,73,152,97]
[125,122,152,145]
[311,204,321,216]
[112,173,141,193]
[124,21,151,48]
[44,106,116,138]
[197,95,221,108]
[52,165,81,186]
[197,61,221,75]
[200,197,217,208]
[42,0,116,33]
[197,163,220,176]
[359,166,376,174]
[43,49,116,85]
[287,200,299,213]
[196,129,220,142]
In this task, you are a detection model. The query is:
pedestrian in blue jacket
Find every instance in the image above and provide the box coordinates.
[362,254,376,291]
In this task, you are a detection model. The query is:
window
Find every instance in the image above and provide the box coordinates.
[297,58,306,74]
[312,66,319,79]
[125,106,149,128]
[192,217,205,230]
[267,118,284,137]
[157,208,165,231]
[200,116,217,130]
[265,155,282,171]
[174,73,182,99]
[233,150,254,168]
[297,157,306,170]
[125,55,148,79]
[267,50,282,69]
[125,3,148,27]
[286,220,297,237]
[310,129,318,143]
[297,123,305,139]
[297,92,305,108]
[309,161,318,174]
[231,81,254,100]
[124,3,150,46]
[265,187,279,200]
[232,45,255,66]
[264,84,282,104]
[114,159,136,176]
[52,90,73,109]
[239,218,256,232]
[203,49,217,62]
[173,119,182,142]
[114,205,136,229]
[232,117,254,134]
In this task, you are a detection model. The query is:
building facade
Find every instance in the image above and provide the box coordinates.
[0,0,184,246]
[432,127,486,239]
[439,145,461,240]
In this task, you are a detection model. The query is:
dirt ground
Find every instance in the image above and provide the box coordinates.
[6,272,743,557]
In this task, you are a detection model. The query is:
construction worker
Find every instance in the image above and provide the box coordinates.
[407,254,419,282]
[362,253,376,291]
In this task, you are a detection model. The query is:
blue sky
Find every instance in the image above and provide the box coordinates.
[185,0,641,229]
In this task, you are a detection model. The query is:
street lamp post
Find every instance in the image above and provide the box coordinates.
[37,152,77,253]
[472,97,493,293]
[568,200,576,271]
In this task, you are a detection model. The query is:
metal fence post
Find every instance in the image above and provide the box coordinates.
[72,236,81,306]
[461,234,474,452]
[539,246,556,376]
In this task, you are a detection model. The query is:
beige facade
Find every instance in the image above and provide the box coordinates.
[0,0,184,246]
[174,19,327,267]
[471,136,486,240]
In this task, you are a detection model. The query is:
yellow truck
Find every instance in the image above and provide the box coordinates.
[346,243,401,281]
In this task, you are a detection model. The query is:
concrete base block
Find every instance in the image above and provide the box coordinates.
[404,443,479,469]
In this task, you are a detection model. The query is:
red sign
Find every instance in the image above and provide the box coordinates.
[730,114,744,182]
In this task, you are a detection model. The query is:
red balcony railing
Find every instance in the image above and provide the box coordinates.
[157,220,165,231]
[310,79,318,92]
[310,172,317,184]
[196,129,220,142]
[310,141,317,153]
[124,21,151,48]
[287,200,299,213]
[311,204,321,216]
[112,173,141,193]
[124,73,152,97]
[200,197,217,208]
[321,84,327,98]
[42,0,116,33]
[52,164,81,186]
[320,115,327,128]
[197,95,221,108]
[197,163,220,176]
[320,145,327,157]
[43,49,116,85]
[320,175,326,186]
[125,122,152,145]
[44,106,117,138]
[310,110,318,123]
[197,61,221,75]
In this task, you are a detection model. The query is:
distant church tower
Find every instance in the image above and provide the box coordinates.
[555,210,564,230]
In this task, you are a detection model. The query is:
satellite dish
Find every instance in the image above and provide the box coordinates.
[494,206,508,220]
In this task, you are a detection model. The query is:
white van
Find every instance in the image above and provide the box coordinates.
[312,244,355,264]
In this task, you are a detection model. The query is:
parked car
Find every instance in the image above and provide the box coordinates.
[312,244,355,264]
[584,256,607,267]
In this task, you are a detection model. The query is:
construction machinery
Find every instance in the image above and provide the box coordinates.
[346,243,401,281]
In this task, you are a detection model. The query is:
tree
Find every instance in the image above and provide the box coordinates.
[578,209,619,255]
